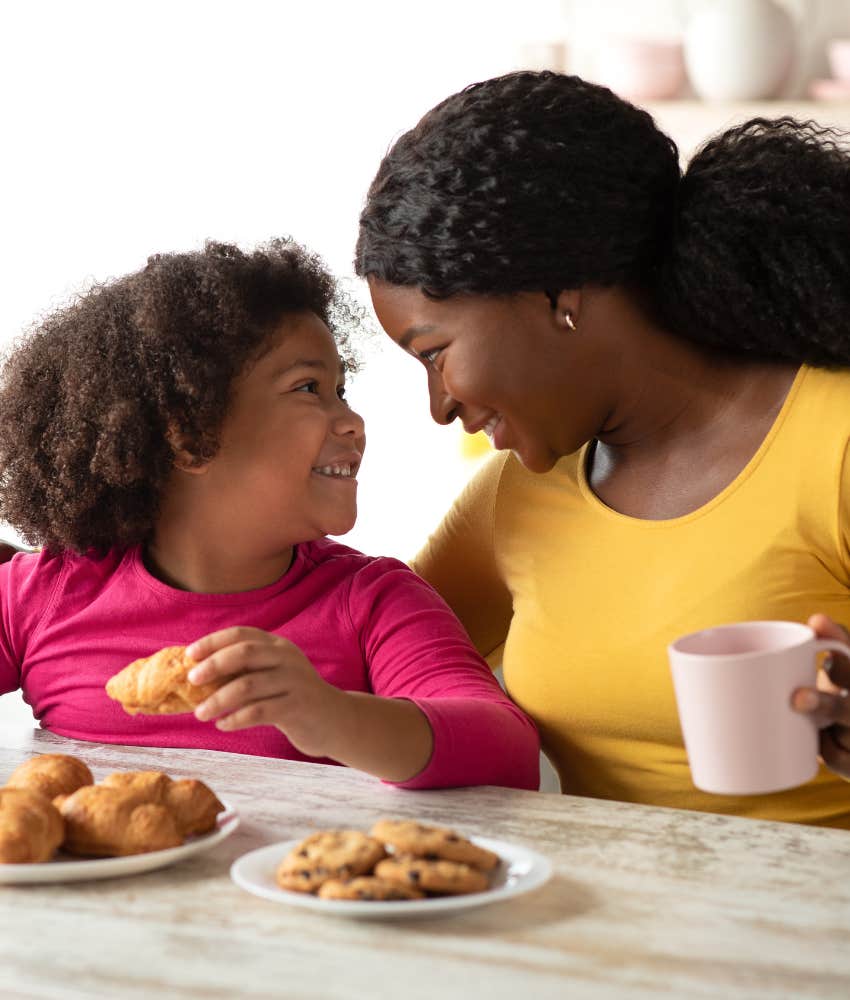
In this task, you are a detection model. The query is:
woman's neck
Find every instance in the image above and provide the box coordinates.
[586,287,797,450]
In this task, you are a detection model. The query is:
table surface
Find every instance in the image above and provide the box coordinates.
[1,729,849,1000]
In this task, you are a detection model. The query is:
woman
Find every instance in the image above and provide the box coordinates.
[355,70,850,826]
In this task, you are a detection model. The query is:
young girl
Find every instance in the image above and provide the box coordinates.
[0,239,539,790]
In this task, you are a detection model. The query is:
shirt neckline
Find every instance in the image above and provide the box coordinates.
[575,364,809,528]
[128,542,307,604]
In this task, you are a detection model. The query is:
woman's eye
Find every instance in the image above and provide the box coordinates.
[336,385,348,402]
[419,347,442,364]
[294,380,319,394]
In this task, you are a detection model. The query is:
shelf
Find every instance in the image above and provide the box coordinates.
[640,100,850,158]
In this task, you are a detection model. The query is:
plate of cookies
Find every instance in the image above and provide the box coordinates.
[230,819,552,917]
[0,753,239,884]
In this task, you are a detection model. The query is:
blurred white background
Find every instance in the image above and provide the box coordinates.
[2,0,849,737]
[1,0,563,562]
[0,0,569,728]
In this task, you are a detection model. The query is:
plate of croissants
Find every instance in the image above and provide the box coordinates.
[0,753,238,883]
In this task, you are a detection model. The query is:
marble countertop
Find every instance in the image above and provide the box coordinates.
[2,728,849,1000]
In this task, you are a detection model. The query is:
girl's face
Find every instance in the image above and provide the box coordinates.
[368,279,603,473]
[200,311,365,546]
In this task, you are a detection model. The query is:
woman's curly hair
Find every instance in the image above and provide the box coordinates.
[0,238,361,554]
[356,70,850,366]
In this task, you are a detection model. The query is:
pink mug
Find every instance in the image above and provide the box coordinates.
[668,621,847,795]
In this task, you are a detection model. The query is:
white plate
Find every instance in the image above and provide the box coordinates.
[230,835,552,918]
[0,802,239,884]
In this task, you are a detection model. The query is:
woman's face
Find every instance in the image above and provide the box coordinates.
[368,279,606,473]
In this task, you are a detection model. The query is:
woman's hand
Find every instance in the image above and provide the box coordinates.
[791,613,850,778]
[186,627,346,759]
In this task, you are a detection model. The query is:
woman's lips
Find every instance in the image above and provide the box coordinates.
[483,415,505,449]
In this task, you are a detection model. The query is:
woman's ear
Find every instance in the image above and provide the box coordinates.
[553,289,583,333]
[166,425,209,475]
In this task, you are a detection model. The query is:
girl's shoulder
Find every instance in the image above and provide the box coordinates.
[1,545,130,611]
[299,536,409,579]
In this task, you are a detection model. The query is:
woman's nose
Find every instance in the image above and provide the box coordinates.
[428,372,459,425]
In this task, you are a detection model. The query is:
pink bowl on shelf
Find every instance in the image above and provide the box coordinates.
[593,36,686,102]
[808,77,850,101]
[827,38,850,84]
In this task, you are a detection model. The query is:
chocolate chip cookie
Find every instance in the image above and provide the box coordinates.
[276,830,387,893]
[374,855,489,895]
[317,876,424,901]
[371,819,500,871]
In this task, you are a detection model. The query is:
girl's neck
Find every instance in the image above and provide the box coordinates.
[145,521,294,594]
[143,538,295,594]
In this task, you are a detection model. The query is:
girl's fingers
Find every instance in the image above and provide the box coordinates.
[212,697,290,732]
[188,636,294,685]
[194,668,289,722]
[186,627,268,665]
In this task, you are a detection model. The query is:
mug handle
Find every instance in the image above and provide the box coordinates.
[812,638,850,679]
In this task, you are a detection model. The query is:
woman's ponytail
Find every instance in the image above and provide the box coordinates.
[654,118,850,366]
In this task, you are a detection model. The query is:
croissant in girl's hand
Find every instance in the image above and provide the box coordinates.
[106,645,222,716]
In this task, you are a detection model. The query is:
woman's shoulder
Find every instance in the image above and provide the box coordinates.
[797,364,850,404]
[782,365,850,443]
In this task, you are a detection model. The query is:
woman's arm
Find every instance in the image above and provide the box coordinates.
[411,452,513,660]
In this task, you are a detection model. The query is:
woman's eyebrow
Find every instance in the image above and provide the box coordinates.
[399,324,436,349]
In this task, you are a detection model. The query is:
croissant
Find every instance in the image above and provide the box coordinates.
[5,753,94,800]
[54,785,183,857]
[105,645,221,715]
[101,770,224,836]
[0,787,65,863]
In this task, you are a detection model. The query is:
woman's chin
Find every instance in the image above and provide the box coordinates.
[512,444,560,475]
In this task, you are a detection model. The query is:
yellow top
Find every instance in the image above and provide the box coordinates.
[413,365,850,827]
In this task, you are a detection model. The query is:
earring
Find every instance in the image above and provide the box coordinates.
[564,310,577,332]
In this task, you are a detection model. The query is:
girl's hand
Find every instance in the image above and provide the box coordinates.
[791,613,850,778]
[186,627,346,759]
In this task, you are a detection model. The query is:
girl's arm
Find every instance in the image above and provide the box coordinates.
[187,554,541,790]
[187,628,436,781]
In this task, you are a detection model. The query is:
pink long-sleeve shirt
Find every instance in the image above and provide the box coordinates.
[0,538,539,789]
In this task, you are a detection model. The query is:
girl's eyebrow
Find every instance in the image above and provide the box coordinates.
[272,358,346,377]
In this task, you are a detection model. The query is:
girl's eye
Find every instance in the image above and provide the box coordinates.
[336,385,348,402]
[293,380,320,394]
[419,347,442,364]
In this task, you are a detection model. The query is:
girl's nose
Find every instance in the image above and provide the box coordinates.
[334,399,366,437]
